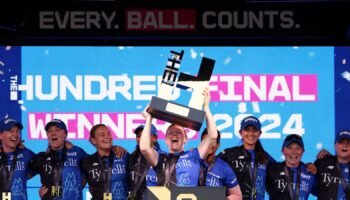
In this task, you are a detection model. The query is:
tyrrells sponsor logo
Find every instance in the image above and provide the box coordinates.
[275,179,311,192]
[44,163,53,174]
[320,173,342,186]
[64,158,78,167]
[0,161,26,171]
[88,164,126,181]
[207,176,220,187]
[176,159,192,168]
[232,160,246,172]
[146,174,157,183]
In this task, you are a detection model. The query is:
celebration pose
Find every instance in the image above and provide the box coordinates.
[29,119,87,200]
[315,130,350,200]
[82,124,129,200]
[0,118,35,200]
[140,88,218,186]
[266,134,316,200]
[199,128,242,200]
[128,124,160,200]
[218,116,275,200]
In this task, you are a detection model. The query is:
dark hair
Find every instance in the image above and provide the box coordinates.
[255,140,269,165]
[201,128,221,144]
[89,124,107,142]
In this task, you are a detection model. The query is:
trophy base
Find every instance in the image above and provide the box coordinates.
[148,96,205,131]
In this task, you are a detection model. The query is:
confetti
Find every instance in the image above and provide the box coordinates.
[190,48,197,59]
[341,71,350,81]
[224,57,231,65]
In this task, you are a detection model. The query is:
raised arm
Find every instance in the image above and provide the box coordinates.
[139,106,159,167]
[198,87,218,159]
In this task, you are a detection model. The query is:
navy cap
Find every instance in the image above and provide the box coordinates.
[45,119,67,132]
[0,118,23,132]
[134,124,158,136]
[335,130,350,143]
[282,134,304,149]
[240,116,261,130]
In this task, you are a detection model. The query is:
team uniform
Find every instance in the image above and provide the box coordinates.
[128,148,158,200]
[217,145,275,200]
[314,156,350,200]
[29,145,87,200]
[154,148,202,187]
[0,148,35,200]
[201,157,239,189]
[266,162,316,200]
[82,152,129,200]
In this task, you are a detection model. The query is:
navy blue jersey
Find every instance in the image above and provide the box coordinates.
[155,148,202,187]
[0,148,35,200]
[29,145,88,200]
[203,157,239,188]
[266,162,316,200]
[315,156,350,200]
[82,152,129,200]
[217,145,275,200]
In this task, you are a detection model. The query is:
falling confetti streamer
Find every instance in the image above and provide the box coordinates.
[341,71,350,81]
[238,102,247,113]
[224,57,231,65]
[20,105,26,111]
[190,48,197,59]
[316,142,323,150]
[252,102,260,113]
[280,155,285,160]
[342,59,347,65]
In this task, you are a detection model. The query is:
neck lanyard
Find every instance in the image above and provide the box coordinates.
[97,152,113,193]
[164,153,181,186]
[1,149,18,192]
[336,161,350,199]
[50,145,67,190]
[243,149,258,200]
[283,165,301,200]
[199,157,216,186]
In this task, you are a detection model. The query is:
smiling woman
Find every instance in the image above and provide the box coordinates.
[81,124,129,200]
[139,87,218,187]
[28,118,88,200]
[0,118,35,200]
[266,134,317,200]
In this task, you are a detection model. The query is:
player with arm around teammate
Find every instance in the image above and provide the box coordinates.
[199,128,242,200]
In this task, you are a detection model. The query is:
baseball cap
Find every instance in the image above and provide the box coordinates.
[335,130,350,143]
[240,116,261,130]
[0,118,23,132]
[134,124,158,136]
[282,134,304,149]
[45,119,68,132]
